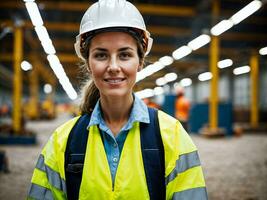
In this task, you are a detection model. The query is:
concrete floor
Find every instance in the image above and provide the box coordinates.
[0,114,267,200]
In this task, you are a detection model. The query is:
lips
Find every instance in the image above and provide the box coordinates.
[104,78,126,83]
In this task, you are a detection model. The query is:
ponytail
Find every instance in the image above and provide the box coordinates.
[79,80,100,114]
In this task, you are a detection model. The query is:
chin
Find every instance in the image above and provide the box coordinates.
[103,89,131,98]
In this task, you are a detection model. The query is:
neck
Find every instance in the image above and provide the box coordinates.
[100,94,134,136]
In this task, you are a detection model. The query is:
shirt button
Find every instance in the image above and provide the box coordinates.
[113,157,118,162]
[113,143,117,148]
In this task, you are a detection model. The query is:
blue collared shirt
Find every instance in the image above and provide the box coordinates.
[88,94,150,183]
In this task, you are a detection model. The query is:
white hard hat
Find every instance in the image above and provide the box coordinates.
[74,0,153,60]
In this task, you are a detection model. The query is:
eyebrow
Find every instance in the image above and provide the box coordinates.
[91,47,134,52]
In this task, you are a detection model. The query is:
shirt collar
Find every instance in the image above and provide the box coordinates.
[88,93,150,130]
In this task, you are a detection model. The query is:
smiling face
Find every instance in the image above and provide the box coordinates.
[88,32,142,99]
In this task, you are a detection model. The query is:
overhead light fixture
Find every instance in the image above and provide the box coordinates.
[164,72,177,82]
[24,0,77,100]
[156,77,167,86]
[135,89,154,99]
[21,60,32,71]
[210,20,234,36]
[44,83,52,94]
[180,78,192,87]
[233,65,250,75]
[153,61,165,71]
[259,47,267,55]
[25,2,43,26]
[159,56,174,66]
[217,59,233,69]
[154,87,164,95]
[230,0,262,25]
[47,55,65,78]
[172,45,192,60]
[34,26,50,42]
[41,40,56,54]
[188,34,211,50]
[198,72,212,81]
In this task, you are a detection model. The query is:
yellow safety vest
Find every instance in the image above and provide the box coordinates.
[27,110,207,200]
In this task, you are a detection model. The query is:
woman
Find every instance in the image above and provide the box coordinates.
[27,0,208,199]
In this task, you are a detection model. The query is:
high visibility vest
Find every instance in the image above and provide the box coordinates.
[27,110,207,200]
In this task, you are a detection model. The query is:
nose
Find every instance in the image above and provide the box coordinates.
[107,56,120,73]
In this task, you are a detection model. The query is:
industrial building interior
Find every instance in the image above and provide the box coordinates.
[0,0,267,199]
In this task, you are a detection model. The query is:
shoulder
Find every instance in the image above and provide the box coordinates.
[48,116,81,153]
[55,116,80,135]
[157,109,196,151]
[157,110,177,128]
[156,110,197,173]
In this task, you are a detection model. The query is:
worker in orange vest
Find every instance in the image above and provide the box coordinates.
[175,86,191,131]
[143,97,161,109]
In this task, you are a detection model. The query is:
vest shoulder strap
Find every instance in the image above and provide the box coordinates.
[65,113,92,200]
[65,107,165,200]
[140,108,165,200]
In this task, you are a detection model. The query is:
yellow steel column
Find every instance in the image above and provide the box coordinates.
[29,63,39,119]
[209,0,220,130]
[12,26,23,133]
[250,53,259,128]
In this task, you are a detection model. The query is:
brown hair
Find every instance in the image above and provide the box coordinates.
[79,32,145,115]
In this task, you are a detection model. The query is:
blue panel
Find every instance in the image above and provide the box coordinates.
[189,103,233,135]
[161,95,176,117]
[0,134,37,145]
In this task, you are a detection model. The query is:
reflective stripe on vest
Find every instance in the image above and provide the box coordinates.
[172,187,207,200]
[28,183,54,200]
[35,154,67,193]
[165,151,201,185]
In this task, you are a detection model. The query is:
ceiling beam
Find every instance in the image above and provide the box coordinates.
[0,1,195,17]
[41,1,196,17]
[2,2,267,25]
[3,19,266,44]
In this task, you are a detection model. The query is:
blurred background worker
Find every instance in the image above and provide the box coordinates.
[175,86,190,131]
[143,97,161,109]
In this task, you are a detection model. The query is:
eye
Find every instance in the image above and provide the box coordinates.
[119,52,132,60]
[93,52,108,60]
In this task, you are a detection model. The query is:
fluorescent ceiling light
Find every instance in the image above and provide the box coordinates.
[210,20,234,36]
[198,72,212,81]
[259,47,267,55]
[156,77,166,86]
[188,34,211,50]
[24,1,77,100]
[41,40,56,54]
[44,83,52,94]
[164,72,177,82]
[180,78,192,87]
[217,59,233,69]
[50,63,66,78]
[159,56,174,66]
[153,61,165,72]
[135,89,154,99]
[47,54,60,66]
[21,60,32,71]
[34,26,50,42]
[136,62,165,83]
[230,0,262,25]
[233,65,250,75]
[154,87,164,95]
[25,2,43,26]
[172,45,192,60]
